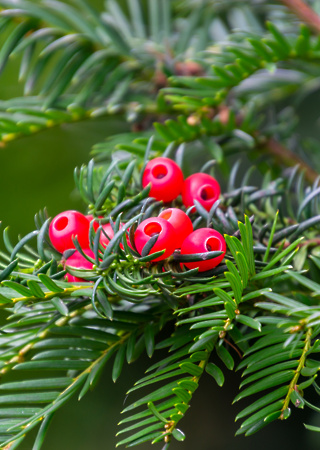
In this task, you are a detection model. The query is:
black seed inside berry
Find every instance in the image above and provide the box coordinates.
[201,190,208,200]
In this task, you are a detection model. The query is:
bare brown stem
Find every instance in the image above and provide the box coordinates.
[224,338,243,359]
[264,138,319,184]
[280,0,320,34]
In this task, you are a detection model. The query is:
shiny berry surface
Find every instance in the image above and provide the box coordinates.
[158,208,193,248]
[99,222,130,250]
[86,215,99,231]
[100,223,114,248]
[65,249,94,282]
[142,157,184,202]
[182,173,220,212]
[134,217,177,261]
[180,228,226,272]
[49,210,90,253]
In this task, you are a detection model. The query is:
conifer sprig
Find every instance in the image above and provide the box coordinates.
[0,1,319,449]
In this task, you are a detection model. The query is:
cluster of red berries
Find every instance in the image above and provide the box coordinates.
[142,156,221,211]
[49,210,129,282]
[135,209,226,271]
[48,157,226,282]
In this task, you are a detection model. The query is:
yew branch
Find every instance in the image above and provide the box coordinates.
[264,138,319,184]
[280,0,320,34]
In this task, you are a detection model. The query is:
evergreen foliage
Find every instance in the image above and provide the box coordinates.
[0,0,320,448]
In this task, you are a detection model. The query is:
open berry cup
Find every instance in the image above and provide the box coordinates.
[182,173,221,212]
[49,210,90,253]
[180,228,226,272]
[158,208,193,248]
[142,157,184,203]
[134,217,177,262]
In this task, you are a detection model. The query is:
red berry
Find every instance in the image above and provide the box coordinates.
[49,210,90,253]
[86,215,100,231]
[65,249,94,282]
[99,222,131,251]
[182,173,220,212]
[142,157,184,202]
[100,223,114,248]
[180,228,226,272]
[158,208,193,248]
[134,217,177,261]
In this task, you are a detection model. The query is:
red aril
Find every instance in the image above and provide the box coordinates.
[49,210,90,253]
[65,248,94,282]
[182,173,220,212]
[159,208,193,248]
[134,217,177,261]
[142,157,184,202]
[180,228,226,272]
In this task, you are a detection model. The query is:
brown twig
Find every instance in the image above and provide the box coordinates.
[283,238,320,248]
[264,138,319,184]
[218,108,319,184]
[280,0,320,34]
[223,338,243,359]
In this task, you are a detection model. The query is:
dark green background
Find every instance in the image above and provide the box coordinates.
[0,0,320,449]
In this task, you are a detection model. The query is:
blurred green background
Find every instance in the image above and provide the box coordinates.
[0,1,320,449]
